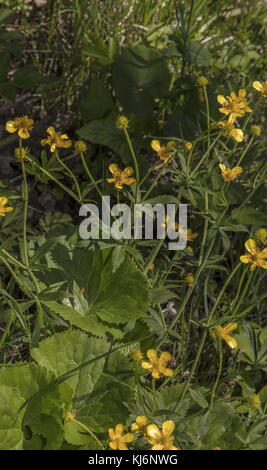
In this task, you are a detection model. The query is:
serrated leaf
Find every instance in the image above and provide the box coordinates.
[31,330,109,400]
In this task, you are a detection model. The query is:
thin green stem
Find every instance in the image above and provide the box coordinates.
[55,151,82,201]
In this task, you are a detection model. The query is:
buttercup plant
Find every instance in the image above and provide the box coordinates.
[0,0,267,453]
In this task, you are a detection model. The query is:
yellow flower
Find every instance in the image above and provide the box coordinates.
[213,447,222,450]
[197,76,209,86]
[107,163,136,189]
[253,80,267,97]
[217,89,252,122]
[176,225,198,242]
[0,197,13,217]
[131,349,143,362]
[240,239,267,271]
[41,126,72,152]
[108,424,134,450]
[248,394,261,409]
[6,115,34,139]
[64,410,76,421]
[161,215,179,231]
[131,416,149,436]
[146,421,179,450]
[219,164,243,182]
[74,140,87,153]
[185,272,194,287]
[184,142,192,151]
[151,140,176,163]
[212,323,238,349]
[149,263,155,271]
[116,115,129,130]
[14,147,30,161]
[255,228,267,245]
[141,349,174,379]
[218,120,244,142]
[250,125,262,136]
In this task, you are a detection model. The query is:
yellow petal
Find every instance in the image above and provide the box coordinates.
[47,126,55,136]
[109,163,119,174]
[147,349,158,360]
[123,167,134,177]
[230,129,244,142]
[146,424,161,440]
[141,361,152,370]
[115,423,124,435]
[217,95,227,105]
[136,416,148,427]
[151,140,161,152]
[225,322,238,333]
[18,128,30,139]
[240,255,250,264]
[123,433,134,443]
[238,89,247,98]
[225,335,237,349]
[109,441,117,450]
[245,239,257,255]
[5,121,17,133]
[160,351,171,362]
[162,420,175,436]
[0,197,8,205]
[253,81,263,92]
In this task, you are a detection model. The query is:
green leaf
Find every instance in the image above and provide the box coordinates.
[111,245,125,273]
[0,8,14,23]
[31,330,109,400]
[112,45,170,116]
[189,388,209,409]
[232,207,267,226]
[78,78,114,121]
[76,113,133,164]
[0,364,54,450]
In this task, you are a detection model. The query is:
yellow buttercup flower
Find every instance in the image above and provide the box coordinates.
[151,140,176,163]
[240,239,267,271]
[185,272,194,287]
[197,76,209,86]
[64,410,76,421]
[255,228,267,245]
[141,349,174,379]
[74,140,87,153]
[116,115,129,130]
[218,120,244,142]
[250,125,262,136]
[253,81,267,97]
[6,115,34,139]
[107,163,136,189]
[14,147,30,161]
[161,215,179,231]
[131,349,143,362]
[219,164,243,182]
[175,225,198,242]
[146,421,179,450]
[131,416,149,436]
[149,263,155,271]
[108,424,134,450]
[41,127,72,152]
[248,394,261,409]
[212,323,238,349]
[0,197,13,217]
[217,89,252,122]
[184,142,193,151]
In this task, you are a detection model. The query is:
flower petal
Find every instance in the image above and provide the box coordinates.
[162,420,175,436]
[245,239,257,255]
